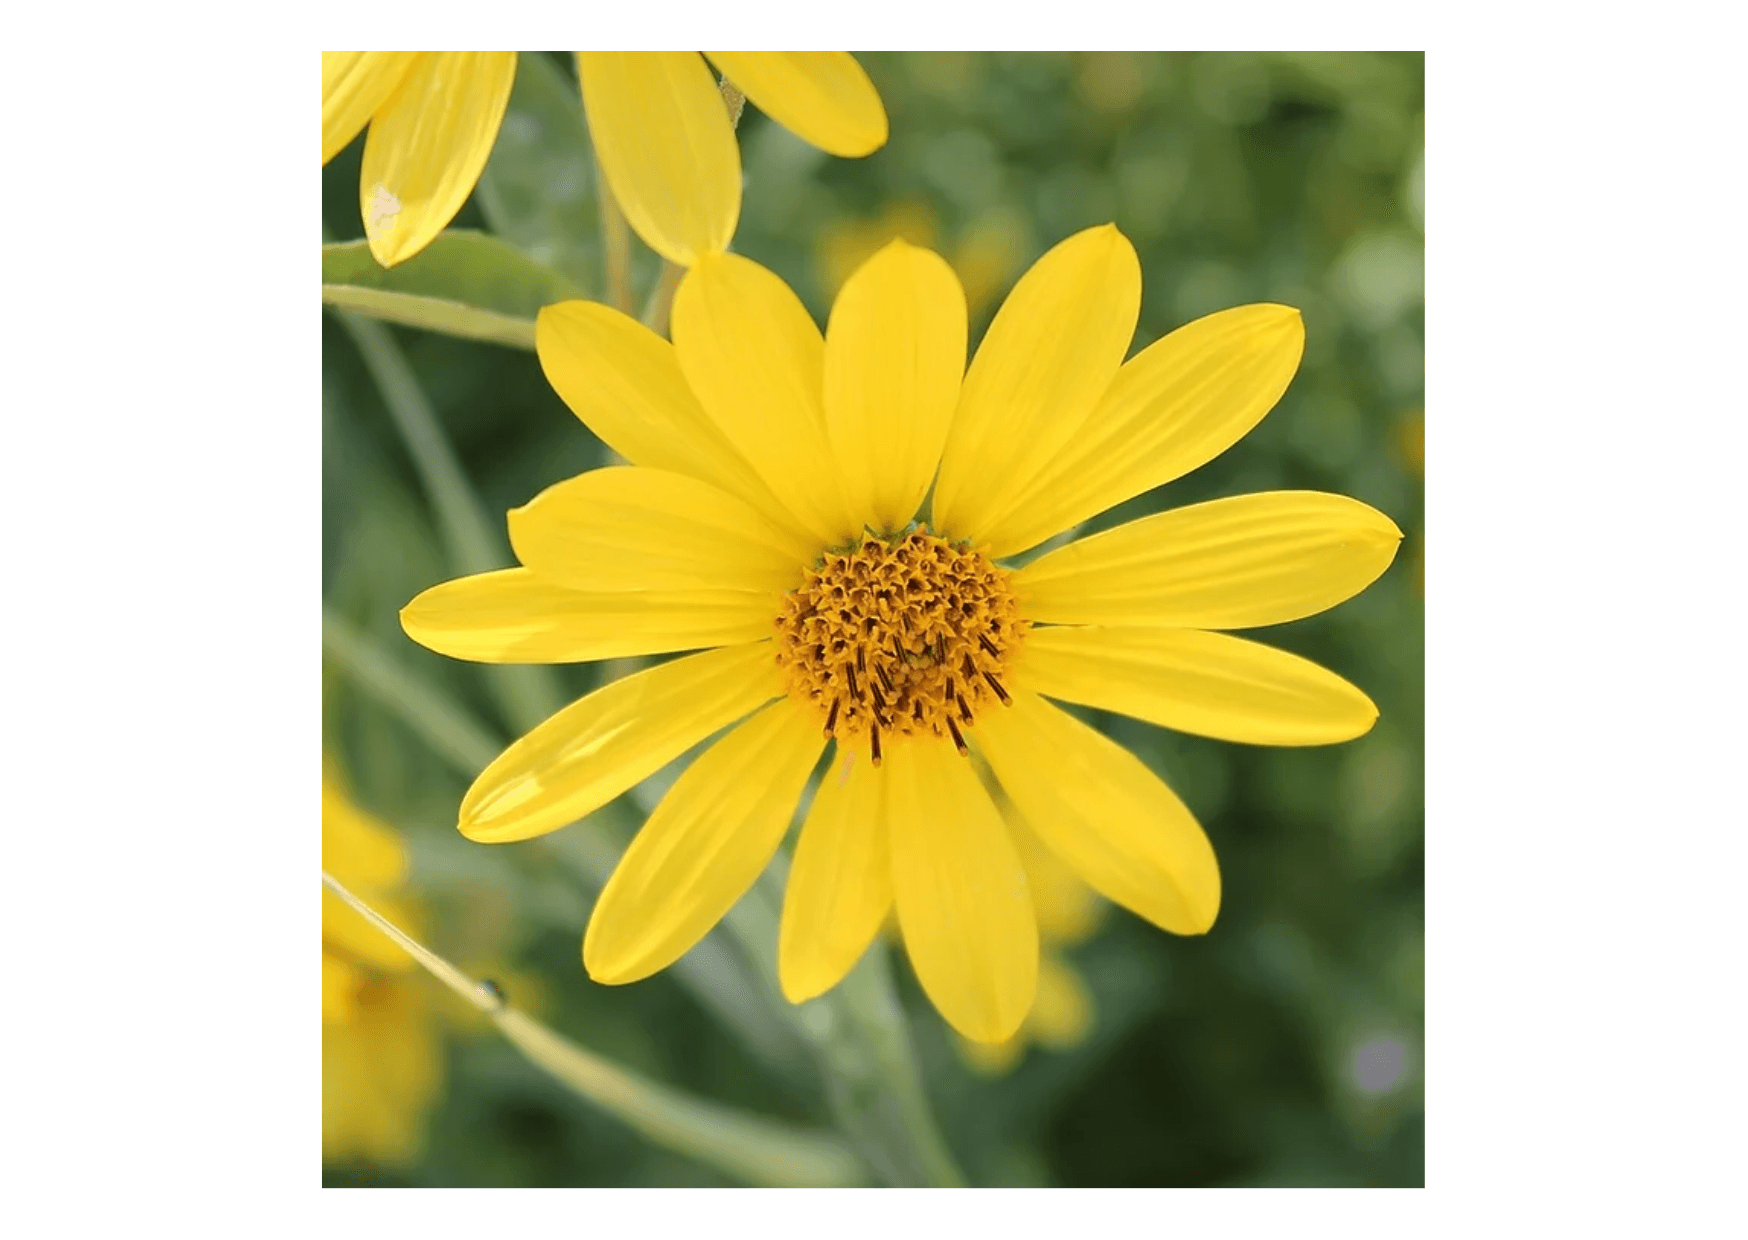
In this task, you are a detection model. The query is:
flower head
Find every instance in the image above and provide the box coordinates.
[322,52,886,268]
[402,224,1401,1042]
[322,773,442,1164]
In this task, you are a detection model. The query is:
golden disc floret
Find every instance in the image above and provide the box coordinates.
[774,527,1025,764]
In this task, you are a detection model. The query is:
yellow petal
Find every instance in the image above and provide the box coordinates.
[578,51,738,266]
[703,52,888,157]
[973,692,1220,936]
[994,789,1104,945]
[1029,953,1094,1049]
[507,466,813,596]
[672,254,860,545]
[400,568,777,664]
[360,51,517,267]
[323,890,420,974]
[931,225,1140,544]
[888,738,1037,1043]
[1014,491,1403,629]
[459,642,780,843]
[321,778,408,889]
[322,51,419,164]
[823,240,967,534]
[534,300,795,534]
[957,1031,1024,1076]
[1015,626,1379,746]
[584,700,825,984]
[978,304,1306,556]
[778,748,892,1002]
[322,950,363,1023]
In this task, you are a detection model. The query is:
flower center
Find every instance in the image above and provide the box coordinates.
[774,527,1024,765]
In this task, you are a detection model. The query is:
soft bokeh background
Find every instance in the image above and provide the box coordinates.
[322,50,1423,1188]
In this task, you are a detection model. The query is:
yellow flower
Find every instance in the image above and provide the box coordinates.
[401,224,1402,1043]
[322,52,887,269]
[323,774,442,1165]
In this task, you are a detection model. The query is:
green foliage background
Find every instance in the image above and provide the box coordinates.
[322,50,1424,1188]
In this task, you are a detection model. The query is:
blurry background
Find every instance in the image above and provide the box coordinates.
[322,50,1423,1188]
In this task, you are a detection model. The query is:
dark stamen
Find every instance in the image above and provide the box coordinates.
[944,676,956,703]
[845,663,860,701]
[823,698,840,737]
[856,646,866,674]
[870,722,882,767]
[874,662,893,694]
[978,632,1001,657]
[959,696,975,724]
[962,654,977,680]
[981,670,1010,704]
[945,715,968,756]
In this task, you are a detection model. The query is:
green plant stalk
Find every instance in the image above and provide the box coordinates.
[330,307,566,736]
[323,871,864,1187]
[593,153,635,315]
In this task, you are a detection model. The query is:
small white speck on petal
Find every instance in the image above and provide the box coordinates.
[367,185,401,236]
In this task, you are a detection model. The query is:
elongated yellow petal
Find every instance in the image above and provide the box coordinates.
[932,225,1140,544]
[534,301,795,535]
[323,890,420,973]
[584,700,825,984]
[459,642,780,843]
[978,305,1306,556]
[888,738,1037,1043]
[823,240,967,534]
[322,779,408,889]
[1015,626,1379,746]
[507,467,813,597]
[779,748,892,1002]
[672,254,860,545]
[1014,491,1403,629]
[1029,953,1094,1049]
[322,950,363,1023]
[579,51,738,266]
[400,568,776,664]
[360,51,516,267]
[703,52,888,157]
[994,789,1104,945]
[973,692,1220,936]
[322,51,419,164]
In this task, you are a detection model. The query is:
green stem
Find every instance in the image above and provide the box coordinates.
[639,261,685,336]
[594,153,634,315]
[323,872,864,1187]
[330,307,566,735]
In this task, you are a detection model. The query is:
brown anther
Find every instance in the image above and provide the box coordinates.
[978,632,1000,658]
[981,670,1010,704]
[870,721,883,766]
[823,697,840,737]
[945,715,968,756]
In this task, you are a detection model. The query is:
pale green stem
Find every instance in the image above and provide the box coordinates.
[593,153,634,315]
[329,307,565,735]
[322,608,500,774]
[323,872,865,1187]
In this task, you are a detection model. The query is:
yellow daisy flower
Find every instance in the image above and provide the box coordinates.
[323,774,442,1165]
[400,224,1402,1043]
[322,51,887,269]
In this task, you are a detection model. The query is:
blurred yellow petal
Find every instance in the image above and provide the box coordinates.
[1029,953,1094,1049]
[957,1032,1024,1076]
[321,779,408,889]
[888,739,1037,1043]
[932,225,1139,543]
[779,748,892,1002]
[322,51,418,164]
[535,301,794,534]
[360,51,516,267]
[579,51,738,266]
[979,305,1306,556]
[322,950,363,1023]
[507,466,813,596]
[459,642,781,843]
[994,789,1105,945]
[704,52,888,156]
[584,700,825,984]
[1016,626,1380,746]
[823,240,967,534]
[401,568,777,664]
[323,977,440,1165]
[672,254,860,545]
[974,692,1220,936]
[1014,491,1403,629]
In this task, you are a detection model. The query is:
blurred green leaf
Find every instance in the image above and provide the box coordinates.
[321,231,583,350]
[475,51,601,291]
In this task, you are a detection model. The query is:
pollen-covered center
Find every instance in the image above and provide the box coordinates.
[775,527,1025,764]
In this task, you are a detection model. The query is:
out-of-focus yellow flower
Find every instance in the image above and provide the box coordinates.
[815,202,1029,322]
[322,773,442,1166]
[401,224,1400,1044]
[323,52,887,270]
